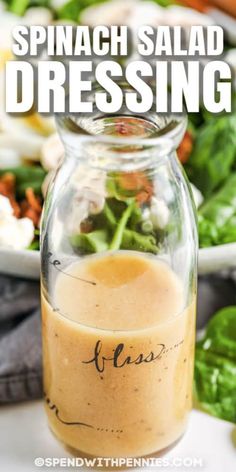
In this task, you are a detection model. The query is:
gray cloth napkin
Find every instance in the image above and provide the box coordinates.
[0,272,235,404]
[0,275,42,403]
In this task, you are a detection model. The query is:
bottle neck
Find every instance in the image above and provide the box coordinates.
[62,137,174,172]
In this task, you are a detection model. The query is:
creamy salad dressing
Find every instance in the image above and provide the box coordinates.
[42,251,196,457]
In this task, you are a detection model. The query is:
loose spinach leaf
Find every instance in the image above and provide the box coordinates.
[195,349,236,423]
[194,306,236,423]
[199,306,236,362]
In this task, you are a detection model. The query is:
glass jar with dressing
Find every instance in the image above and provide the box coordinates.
[41,83,198,458]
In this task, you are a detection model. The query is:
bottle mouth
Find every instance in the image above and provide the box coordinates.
[56,82,187,158]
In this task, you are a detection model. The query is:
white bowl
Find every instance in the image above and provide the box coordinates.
[1,243,236,279]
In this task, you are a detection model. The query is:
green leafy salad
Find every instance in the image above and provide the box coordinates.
[71,198,160,256]
[70,171,162,256]
[185,112,236,248]
[2,0,174,21]
[2,0,236,250]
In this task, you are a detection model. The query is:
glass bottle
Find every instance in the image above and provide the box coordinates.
[41,84,198,458]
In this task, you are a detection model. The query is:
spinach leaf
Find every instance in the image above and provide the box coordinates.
[198,173,236,247]
[57,0,106,22]
[198,216,218,247]
[10,0,30,15]
[91,200,117,231]
[121,229,159,254]
[148,0,174,6]
[194,306,236,423]
[109,200,135,251]
[69,197,159,255]
[199,306,236,362]
[0,166,46,198]
[0,166,46,183]
[70,229,109,254]
[4,0,50,15]
[218,220,236,244]
[195,349,236,423]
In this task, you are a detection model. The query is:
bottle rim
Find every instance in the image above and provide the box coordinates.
[56,82,187,151]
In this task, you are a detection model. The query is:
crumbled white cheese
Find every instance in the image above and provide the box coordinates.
[0,131,45,161]
[81,0,135,26]
[24,7,53,26]
[142,207,151,221]
[72,165,107,196]
[84,189,105,215]
[67,167,107,233]
[150,197,170,230]
[67,199,90,234]
[190,183,204,209]
[0,195,34,249]
[165,6,213,28]
[73,167,106,213]
[0,148,21,168]
[40,133,64,171]
[68,189,105,234]
[0,195,13,218]
[81,0,213,30]
[51,0,71,10]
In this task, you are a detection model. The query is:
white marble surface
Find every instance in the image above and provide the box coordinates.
[0,401,235,472]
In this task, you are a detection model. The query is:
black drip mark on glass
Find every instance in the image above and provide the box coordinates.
[44,393,93,428]
[47,252,96,286]
[44,393,123,434]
